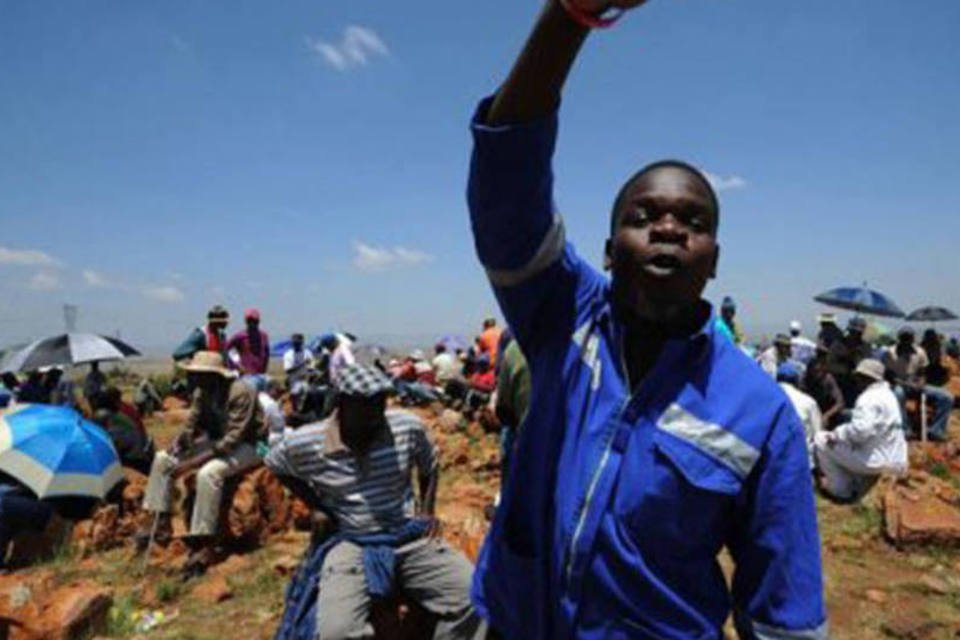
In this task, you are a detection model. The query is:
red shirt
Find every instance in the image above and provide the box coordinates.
[470,370,496,393]
[119,401,146,435]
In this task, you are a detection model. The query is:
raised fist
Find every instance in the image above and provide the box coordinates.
[562,0,650,14]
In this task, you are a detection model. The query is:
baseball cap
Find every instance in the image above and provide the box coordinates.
[337,364,394,398]
[776,362,802,384]
[848,317,867,332]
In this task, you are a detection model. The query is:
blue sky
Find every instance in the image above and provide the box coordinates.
[1,0,959,351]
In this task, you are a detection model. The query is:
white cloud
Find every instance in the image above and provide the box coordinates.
[27,271,61,291]
[352,242,433,272]
[307,26,389,72]
[82,269,110,287]
[0,246,59,267]
[142,285,185,303]
[703,172,748,192]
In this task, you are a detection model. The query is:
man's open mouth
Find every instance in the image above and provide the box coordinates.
[644,253,683,277]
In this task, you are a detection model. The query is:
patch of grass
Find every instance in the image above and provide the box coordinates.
[156,579,182,603]
[836,503,883,539]
[930,462,951,480]
[233,565,286,600]
[105,593,139,637]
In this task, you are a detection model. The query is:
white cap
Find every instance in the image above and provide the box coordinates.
[789,320,802,333]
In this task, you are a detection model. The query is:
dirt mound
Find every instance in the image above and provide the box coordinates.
[223,466,293,544]
[72,470,148,554]
[0,570,112,640]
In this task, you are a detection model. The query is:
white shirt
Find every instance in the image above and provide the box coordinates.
[833,381,908,473]
[259,392,287,447]
[780,382,823,468]
[283,347,315,379]
[790,335,817,365]
[329,343,356,385]
[432,352,461,384]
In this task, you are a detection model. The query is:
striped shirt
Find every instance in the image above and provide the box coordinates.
[264,409,437,534]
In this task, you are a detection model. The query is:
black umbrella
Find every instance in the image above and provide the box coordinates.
[0,333,140,373]
[905,306,958,323]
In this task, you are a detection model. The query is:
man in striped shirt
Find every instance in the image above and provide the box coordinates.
[265,364,483,640]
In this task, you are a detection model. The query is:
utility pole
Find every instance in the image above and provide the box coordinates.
[63,304,78,333]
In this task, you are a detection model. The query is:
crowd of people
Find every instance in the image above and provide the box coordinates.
[718,306,959,502]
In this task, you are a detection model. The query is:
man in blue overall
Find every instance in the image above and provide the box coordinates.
[466,1,827,638]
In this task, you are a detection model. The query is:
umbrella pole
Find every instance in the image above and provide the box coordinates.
[140,509,161,574]
[921,393,928,444]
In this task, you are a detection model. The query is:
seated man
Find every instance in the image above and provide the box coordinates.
[0,473,55,570]
[138,351,263,576]
[265,364,483,640]
[134,377,163,417]
[758,333,805,379]
[882,326,954,441]
[827,317,872,406]
[814,359,907,501]
[777,363,822,469]
[94,387,155,476]
[283,333,315,409]
[804,345,846,429]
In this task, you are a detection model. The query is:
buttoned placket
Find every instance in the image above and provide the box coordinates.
[561,310,714,629]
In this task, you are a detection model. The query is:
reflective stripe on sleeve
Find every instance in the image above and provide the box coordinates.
[485,215,565,288]
[747,619,829,640]
[656,403,761,479]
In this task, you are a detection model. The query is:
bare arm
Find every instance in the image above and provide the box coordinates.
[486,0,649,126]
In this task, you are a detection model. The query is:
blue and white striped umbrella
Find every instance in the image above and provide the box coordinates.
[0,404,122,499]
[814,286,905,319]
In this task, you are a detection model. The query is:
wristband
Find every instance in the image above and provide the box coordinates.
[558,0,624,29]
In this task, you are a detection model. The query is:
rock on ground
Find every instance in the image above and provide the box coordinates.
[0,571,112,640]
[882,471,960,546]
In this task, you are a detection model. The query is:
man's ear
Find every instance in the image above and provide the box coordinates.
[709,243,720,279]
[603,238,613,271]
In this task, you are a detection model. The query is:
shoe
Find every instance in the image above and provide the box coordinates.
[134,513,173,554]
[181,537,215,581]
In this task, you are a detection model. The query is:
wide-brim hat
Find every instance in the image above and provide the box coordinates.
[854,358,885,383]
[177,351,237,378]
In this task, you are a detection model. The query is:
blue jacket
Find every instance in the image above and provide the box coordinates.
[467,98,826,640]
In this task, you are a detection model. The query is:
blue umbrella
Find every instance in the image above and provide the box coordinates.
[0,404,122,499]
[813,286,905,319]
[437,334,470,352]
[905,306,958,323]
[271,339,294,358]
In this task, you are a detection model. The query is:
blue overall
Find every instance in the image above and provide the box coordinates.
[467,98,826,640]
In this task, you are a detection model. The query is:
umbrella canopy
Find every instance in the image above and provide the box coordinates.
[271,339,294,358]
[905,306,958,323]
[813,286,905,319]
[1,333,140,372]
[0,404,122,499]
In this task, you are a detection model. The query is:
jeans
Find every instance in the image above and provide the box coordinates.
[893,384,955,440]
